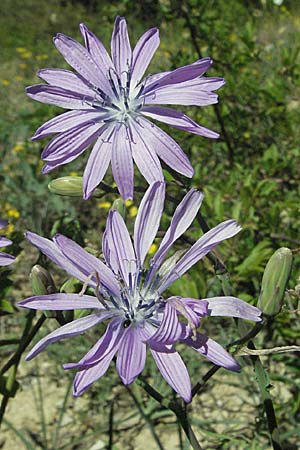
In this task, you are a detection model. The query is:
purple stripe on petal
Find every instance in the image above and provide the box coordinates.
[102,211,119,274]
[134,181,165,266]
[144,87,219,107]
[111,124,134,200]
[83,126,113,200]
[144,57,212,94]
[42,122,102,162]
[79,23,113,74]
[159,220,241,293]
[33,110,107,141]
[152,189,204,272]
[144,76,225,107]
[25,231,95,287]
[0,253,15,266]
[147,302,182,347]
[111,16,132,79]
[0,237,12,248]
[64,317,124,370]
[17,293,104,311]
[138,117,194,177]
[131,28,160,88]
[116,326,146,384]
[206,296,262,322]
[26,84,93,110]
[109,210,136,285]
[53,33,114,96]
[72,319,124,396]
[25,312,111,361]
[142,105,219,139]
[53,233,120,297]
[130,120,164,184]
[38,68,96,96]
[150,348,192,403]
[178,298,209,317]
[185,333,241,371]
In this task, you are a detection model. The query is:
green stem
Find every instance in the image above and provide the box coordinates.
[0,312,46,429]
[249,341,283,450]
[126,386,165,450]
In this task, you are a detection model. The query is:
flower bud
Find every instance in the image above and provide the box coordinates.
[112,198,126,219]
[258,247,292,316]
[48,176,83,196]
[30,265,56,295]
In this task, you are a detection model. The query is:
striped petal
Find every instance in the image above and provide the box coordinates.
[134,181,165,266]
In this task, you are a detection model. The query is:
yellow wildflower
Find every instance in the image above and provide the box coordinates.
[1,80,10,86]
[129,206,138,218]
[97,201,112,209]
[148,243,158,256]
[125,200,133,207]
[7,208,20,219]
[12,143,24,153]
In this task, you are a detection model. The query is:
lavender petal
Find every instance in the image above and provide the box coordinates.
[142,105,219,138]
[207,296,262,322]
[33,110,106,141]
[111,124,134,200]
[18,293,104,310]
[53,33,113,96]
[53,233,120,297]
[111,16,132,79]
[159,220,241,293]
[109,210,136,285]
[131,28,160,88]
[0,253,15,266]
[138,117,194,177]
[150,348,192,403]
[25,313,111,361]
[83,126,112,200]
[147,302,182,347]
[151,189,204,272]
[26,84,94,110]
[42,122,102,162]
[64,317,124,370]
[38,68,96,96]
[116,326,146,384]
[185,333,241,371]
[130,120,164,184]
[80,23,113,73]
[26,231,97,287]
[134,181,165,266]
[144,57,212,94]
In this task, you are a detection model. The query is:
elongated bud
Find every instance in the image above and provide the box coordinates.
[48,176,83,196]
[112,198,126,219]
[30,265,56,295]
[258,247,292,316]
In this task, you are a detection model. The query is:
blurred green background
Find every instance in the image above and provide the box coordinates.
[0,0,300,449]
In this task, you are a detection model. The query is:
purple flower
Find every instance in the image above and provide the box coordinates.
[27,17,224,200]
[0,219,15,266]
[18,183,261,402]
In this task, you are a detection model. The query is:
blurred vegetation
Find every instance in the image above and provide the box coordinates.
[0,0,300,449]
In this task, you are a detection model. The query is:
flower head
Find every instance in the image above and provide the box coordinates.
[0,219,15,266]
[18,183,261,402]
[27,17,224,200]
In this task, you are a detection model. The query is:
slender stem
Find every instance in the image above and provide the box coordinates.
[178,1,234,165]
[125,386,165,450]
[0,313,46,376]
[248,340,283,450]
[172,403,203,450]
[107,400,114,450]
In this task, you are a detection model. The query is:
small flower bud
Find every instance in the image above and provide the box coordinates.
[258,247,292,316]
[112,198,126,219]
[30,265,56,295]
[48,176,83,196]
